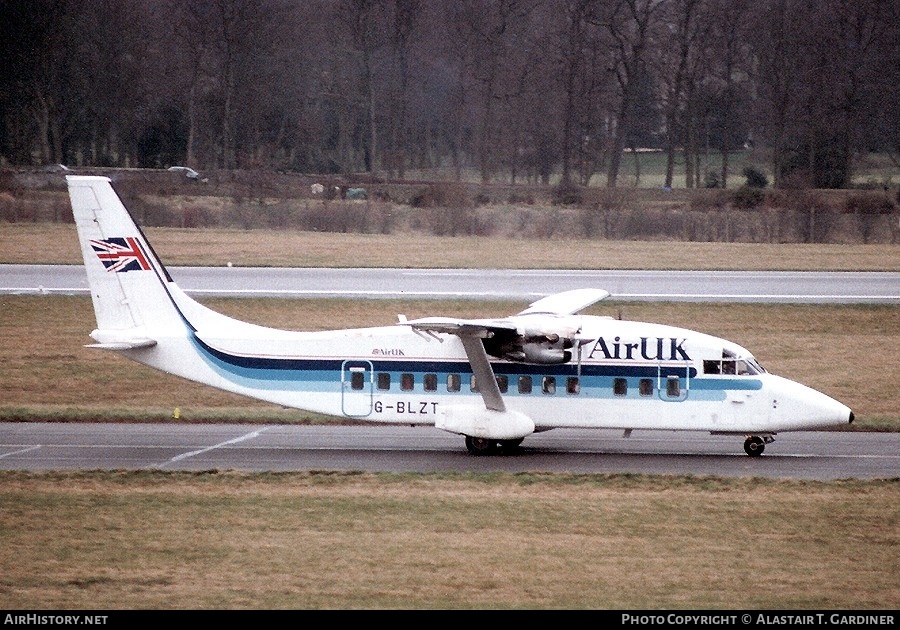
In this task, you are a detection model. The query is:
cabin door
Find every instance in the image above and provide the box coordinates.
[341,360,373,417]
[658,363,691,402]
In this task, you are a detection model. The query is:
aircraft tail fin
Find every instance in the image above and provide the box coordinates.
[67,175,185,341]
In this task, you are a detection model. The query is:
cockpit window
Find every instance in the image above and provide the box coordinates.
[745,358,766,374]
[704,352,765,375]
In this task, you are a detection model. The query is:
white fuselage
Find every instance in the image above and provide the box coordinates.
[126,301,851,437]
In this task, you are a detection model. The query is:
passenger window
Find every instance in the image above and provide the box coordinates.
[401,373,414,391]
[639,378,653,396]
[351,371,365,390]
[424,373,437,392]
[613,378,627,396]
[666,376,680,397]
[567,377,580,394]
[447,373,461,392]
[518,376,532,394]
[542,376,556,395]
[376,372,391,390]
[496,375,508,393]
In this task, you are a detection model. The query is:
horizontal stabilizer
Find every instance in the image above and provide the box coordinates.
[87,329,157,350]
[86,340,157,350]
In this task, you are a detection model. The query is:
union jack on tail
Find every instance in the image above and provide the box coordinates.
[90,237,152,272]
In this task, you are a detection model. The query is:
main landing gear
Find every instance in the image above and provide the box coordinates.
[744,434,774,457]
[464,435,524,455]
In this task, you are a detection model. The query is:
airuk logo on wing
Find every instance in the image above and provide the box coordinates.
[90,237,151,272]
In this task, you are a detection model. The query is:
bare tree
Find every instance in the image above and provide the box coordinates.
[596,0,667,188]
[382,0,422,178]
[337,0,388,175]
[554,0,594,186]
[753,0,896,189]
[653,0,709,188]
[163,0,288,169]
[2,0,897,190]
[751,0,807,187]
[707,0,753,188]
[162,0,222,169]
[815,0,895,187]
[449,0,540,183]
[1,0,76,164]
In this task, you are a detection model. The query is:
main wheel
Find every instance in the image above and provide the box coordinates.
[744,435,766,457]
[499,438,524,452]
[465,435,497,455]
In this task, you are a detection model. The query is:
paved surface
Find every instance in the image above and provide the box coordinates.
[1,423,896,480]
[2,265,899,303]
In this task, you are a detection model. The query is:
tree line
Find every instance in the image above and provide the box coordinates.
[1,0,896,189]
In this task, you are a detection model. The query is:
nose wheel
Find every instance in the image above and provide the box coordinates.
[744,435,774,457]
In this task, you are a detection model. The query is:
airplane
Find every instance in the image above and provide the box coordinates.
[66,174,854,457]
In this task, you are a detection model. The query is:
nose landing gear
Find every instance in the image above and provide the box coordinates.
[744,434,774,457]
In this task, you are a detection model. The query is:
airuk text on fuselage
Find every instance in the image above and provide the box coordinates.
[587,336,691,362]
[372,348,406,356]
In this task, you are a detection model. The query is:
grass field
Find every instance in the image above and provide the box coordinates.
[0,471,897,609]
[2,222,899,270]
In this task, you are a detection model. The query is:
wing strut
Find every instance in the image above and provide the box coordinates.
[458,333,505,412]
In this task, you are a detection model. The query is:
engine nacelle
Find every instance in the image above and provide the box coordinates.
[500,335,574,364]
[515,344,572,364]
[483,328,577,364]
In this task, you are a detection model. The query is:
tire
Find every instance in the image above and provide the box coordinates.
[465,435,496,455]
[744,435,766,457]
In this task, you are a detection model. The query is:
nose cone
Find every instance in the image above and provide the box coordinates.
[768,375,853,431]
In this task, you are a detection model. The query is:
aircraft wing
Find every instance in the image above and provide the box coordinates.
[403,317,517,337]
[518,288,610,315]
[406,317,509,412]
[403,289,610,411]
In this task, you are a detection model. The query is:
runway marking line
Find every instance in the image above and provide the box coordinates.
[0,445,42,459]
[156,427,272,468]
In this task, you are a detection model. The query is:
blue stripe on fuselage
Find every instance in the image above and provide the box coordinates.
[189,334,761,397]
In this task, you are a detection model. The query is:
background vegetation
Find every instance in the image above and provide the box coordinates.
[2,166,898,245]
[1,0,897,192]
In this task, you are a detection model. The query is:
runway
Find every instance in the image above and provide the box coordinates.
[2,264,899,303]
[1,423,896,480]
